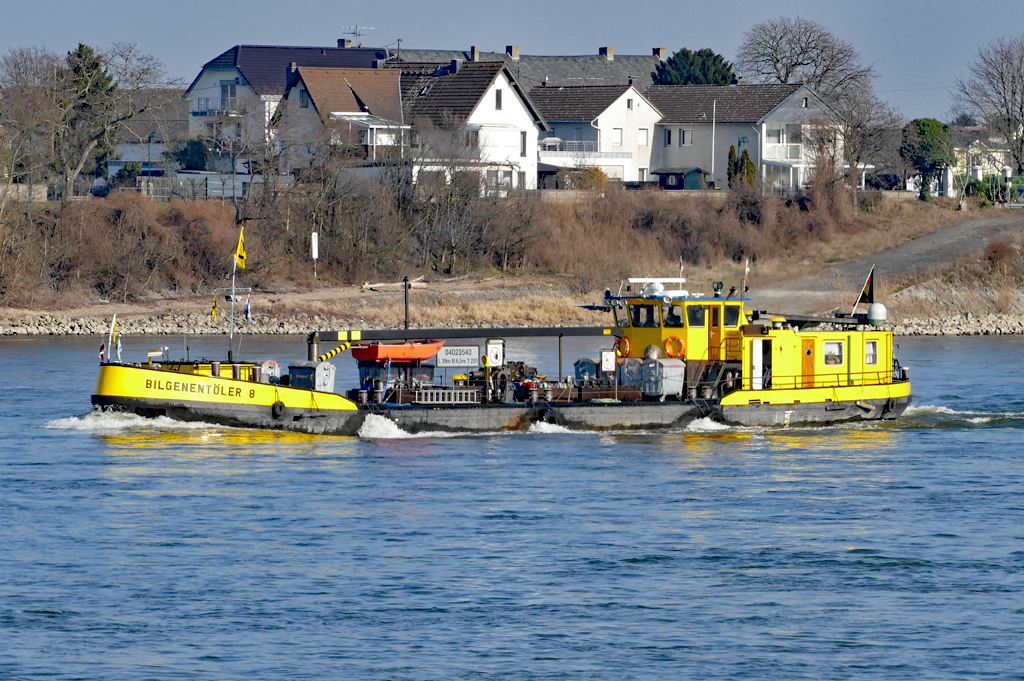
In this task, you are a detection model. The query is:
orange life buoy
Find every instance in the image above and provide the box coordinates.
[616,336,631,357]
[664,336,684,358]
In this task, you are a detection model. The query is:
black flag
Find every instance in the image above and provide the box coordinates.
[857,265,875,305]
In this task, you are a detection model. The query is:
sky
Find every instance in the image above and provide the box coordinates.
[2,0,1022,120]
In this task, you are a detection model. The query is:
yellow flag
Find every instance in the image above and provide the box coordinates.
[212,294,218,323]
[234,228,246,270]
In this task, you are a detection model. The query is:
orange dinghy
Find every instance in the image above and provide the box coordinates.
[350,340,445,362]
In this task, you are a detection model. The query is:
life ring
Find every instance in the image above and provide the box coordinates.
[271,401,285,419]
[615,336,631,357]
[664,336,684,358]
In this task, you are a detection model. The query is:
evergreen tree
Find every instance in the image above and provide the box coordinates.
[899,118,954,200]
[740,148,756,186]
[652,48,735,86]
[727,145,737,187]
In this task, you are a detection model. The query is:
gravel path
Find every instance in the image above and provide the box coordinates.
[748,212,1024,314]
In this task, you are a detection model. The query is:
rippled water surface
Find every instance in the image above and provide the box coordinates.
[2,335,1024,679]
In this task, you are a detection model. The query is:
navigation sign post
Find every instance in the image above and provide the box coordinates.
[311,231,319,279]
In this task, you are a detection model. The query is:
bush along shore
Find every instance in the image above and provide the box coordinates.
[6,310,1024,338]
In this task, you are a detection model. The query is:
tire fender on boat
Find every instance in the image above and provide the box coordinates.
[271,401,285,419]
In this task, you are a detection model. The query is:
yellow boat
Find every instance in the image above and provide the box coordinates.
[91,276,910,433]
[600,277,910,426]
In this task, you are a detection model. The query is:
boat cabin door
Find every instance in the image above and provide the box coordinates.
[708,305,722,361]
[801,338,815,388]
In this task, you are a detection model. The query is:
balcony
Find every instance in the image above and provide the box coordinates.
[190,97,239,115]
[539,139,598,153]
[763,144,803,161]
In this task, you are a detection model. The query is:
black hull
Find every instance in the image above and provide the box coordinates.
[93,392,910,436]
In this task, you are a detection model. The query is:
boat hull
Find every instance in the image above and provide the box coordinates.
[91,364,913,435]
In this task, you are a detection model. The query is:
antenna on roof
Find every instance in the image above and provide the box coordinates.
[340,25,375,48]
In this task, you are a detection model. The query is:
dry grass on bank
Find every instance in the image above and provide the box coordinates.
[887,235,1024,319]
[267,292,608,329]
[0,186,967,313]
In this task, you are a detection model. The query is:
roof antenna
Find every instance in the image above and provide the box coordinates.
[340,25,375,48]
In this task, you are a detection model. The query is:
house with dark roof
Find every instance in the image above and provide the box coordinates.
[402,60,549,192]
[646,84,838,191]
[184,43,390,140]
[398,45,668,91]
[280,66,408,169]
[528,83,662,184]
[279,60,548,191]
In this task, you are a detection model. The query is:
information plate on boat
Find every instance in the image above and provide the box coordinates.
[436,346,480,367]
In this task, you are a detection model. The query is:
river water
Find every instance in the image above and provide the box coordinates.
[2,334,1023,679]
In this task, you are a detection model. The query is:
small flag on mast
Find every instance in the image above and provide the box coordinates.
[744,258,750,291]
[857,265,875,305]
[234,228,246,270]
[99,343,105,362]
[244,295,252,326]
[212,294,218,323]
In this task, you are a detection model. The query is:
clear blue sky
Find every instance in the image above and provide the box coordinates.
[3,0,1022,120]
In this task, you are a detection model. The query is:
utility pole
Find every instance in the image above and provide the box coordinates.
[711,100,717,188]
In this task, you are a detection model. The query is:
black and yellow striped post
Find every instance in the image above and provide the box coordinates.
[318,342,351,362]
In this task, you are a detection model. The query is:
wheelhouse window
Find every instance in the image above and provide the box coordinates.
[824,340,844,366]
[865,340,878,365]
[629,304,660,328]
[613,302,631,328]
[663,304,685,328]
[687,305,706,328]
[724,305,741,327]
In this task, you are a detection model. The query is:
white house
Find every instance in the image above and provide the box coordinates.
[403,60,549,192]
[645,84,839,191]
[528,84,663,184]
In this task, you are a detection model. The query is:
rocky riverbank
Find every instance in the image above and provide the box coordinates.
[5,310,1024,337]
[1,311,389,337]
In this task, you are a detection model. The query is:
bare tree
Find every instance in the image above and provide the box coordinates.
[954,34,1024,173]
[736,17,874,102]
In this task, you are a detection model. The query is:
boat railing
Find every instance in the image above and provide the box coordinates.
[731,369,897,392]
[414,388,480,405]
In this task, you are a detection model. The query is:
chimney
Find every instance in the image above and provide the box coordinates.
[736,76,749,85]
[506,45,520,60]
[450,58,463,74]
[338,38,352,48]
[290,62,297,74]
[373,59,382,69]
[653,47,666,61]
[471,45,481,62]
[599,46,614,60]
[628,76,634,86]
[542,76,549,87]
